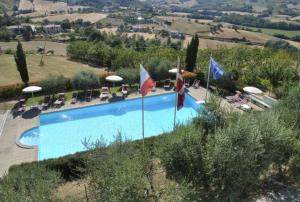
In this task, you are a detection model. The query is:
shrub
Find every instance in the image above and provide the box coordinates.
[4,48,14,54]
[117,68,139,86]
[71,71,100,91]
[146,58,173,81]
[86,135,155,201]
[40,74,66,97]
[0,165,61,201]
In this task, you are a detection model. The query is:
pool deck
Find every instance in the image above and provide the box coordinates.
[0,87,261,177]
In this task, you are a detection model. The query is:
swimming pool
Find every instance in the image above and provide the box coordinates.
[19,93,203,160]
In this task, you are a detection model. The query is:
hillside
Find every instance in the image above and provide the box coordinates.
[0,0,18,13]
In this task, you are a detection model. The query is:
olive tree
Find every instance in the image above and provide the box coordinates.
[71,71,100,91]
[40,74,66,99]
[117,68,139,86]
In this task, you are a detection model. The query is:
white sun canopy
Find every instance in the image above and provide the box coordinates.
[243,86,263,94]
[22,86,42,93]
[105,75,123,82]
[168,68,184,74]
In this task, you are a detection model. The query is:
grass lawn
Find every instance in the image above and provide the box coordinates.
[0,54,106,86]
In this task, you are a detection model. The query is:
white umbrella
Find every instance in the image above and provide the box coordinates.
[168,68,184,74]
[243,86,263,94]
[22,86,42,106]
[105,75,123,87]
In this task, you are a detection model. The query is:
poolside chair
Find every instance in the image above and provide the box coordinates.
[17,101,26,114]
[122,84,129,97]
[192,79,200,89]
[238,104,252,112]
[41,95,51,110]
[151,82,157,92]
[99,87,109,100]
[71,92,78,104]
[54,93,65,107]
[185,79,191,88]
[86,90,92,102]
[164,79,171,90]
[225,91,242,103]
[233,97,248,107]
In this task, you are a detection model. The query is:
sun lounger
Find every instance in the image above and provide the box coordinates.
[41,95,51,109]
[185,79,190,88]
[239,104,252,112]
[86,90,92,102]
[54,93,65,107]
[71,92,78,104]
[164,79,171,90]
[151,82,156,92]
[233,97,248,107]
[192,80,200,89]
[99,87,109,100]
[226,91,242,103]
[17,102,26,113]
[122,84,129,97]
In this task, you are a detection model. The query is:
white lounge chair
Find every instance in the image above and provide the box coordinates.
[99,87,109,100]
[122,84,129,97]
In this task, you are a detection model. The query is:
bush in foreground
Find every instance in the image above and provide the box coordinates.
[0,165,60,201]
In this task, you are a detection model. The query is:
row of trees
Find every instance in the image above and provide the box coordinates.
[67,41,299,97]
[218,13,300,30]
[67,41,181,70]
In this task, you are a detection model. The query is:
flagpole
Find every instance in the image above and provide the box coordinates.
[173,56,180,130]
[142,95,145,147]
[205,54,212,102]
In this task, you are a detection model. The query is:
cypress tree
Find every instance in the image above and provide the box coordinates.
[14,40,29,85]
[185,34,199,72]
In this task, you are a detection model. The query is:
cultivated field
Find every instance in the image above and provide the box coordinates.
[99,28,118,34]
[0,41,68,56]
[18,0,33,11]
[155,16,211,35]
[0,55,105,86]
[99,28,156,39]
[210,28,275,44]
[184,36,258,49]
[34,0,67,13]
[32,13,107,23]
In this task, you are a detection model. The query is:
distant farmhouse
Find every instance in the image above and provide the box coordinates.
[7,24,36,34]
[43,24,62,34]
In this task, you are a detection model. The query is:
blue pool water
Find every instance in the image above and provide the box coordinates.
[19,93,203,160]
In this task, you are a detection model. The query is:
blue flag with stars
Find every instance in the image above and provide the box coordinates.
[210,57,225,80]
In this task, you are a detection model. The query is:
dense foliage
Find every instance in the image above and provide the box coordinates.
[71,70,100,91]
[67,41,181,70]
[160,89,300,201]
[196,47,299,96]
[0,165,60,201]
[40,74,66,98]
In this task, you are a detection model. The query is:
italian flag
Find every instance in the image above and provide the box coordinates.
[140,64,155,96]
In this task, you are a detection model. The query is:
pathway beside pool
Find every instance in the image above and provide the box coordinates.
[0,87,250,176]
